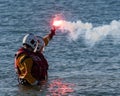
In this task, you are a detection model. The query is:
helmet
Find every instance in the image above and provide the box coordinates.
[36,36,45,52]
[22,33,37,50]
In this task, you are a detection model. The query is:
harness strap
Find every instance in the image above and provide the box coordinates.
[20,55,30,64]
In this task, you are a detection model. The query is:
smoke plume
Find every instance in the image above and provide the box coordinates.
[59,20,120,46]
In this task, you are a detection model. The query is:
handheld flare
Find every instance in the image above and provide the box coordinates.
[53,20,63,29]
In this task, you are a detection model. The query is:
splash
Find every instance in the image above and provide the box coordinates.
[57,20,120,46]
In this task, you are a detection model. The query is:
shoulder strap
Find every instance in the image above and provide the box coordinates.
[20,55,30,64]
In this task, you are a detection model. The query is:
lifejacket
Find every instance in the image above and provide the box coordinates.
[33,52,49,80]
[31,52,49,81]
[14,47,49,81]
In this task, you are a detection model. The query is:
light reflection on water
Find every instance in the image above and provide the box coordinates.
[16,79,75,96]
[47,79,75,96]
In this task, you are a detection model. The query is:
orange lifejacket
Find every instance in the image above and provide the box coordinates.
[15,47,49,81]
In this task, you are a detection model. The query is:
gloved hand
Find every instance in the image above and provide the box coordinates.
[50,26,56,36]
[49,26,56,39]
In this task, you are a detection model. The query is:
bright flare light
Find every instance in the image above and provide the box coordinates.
[53,20,63,27]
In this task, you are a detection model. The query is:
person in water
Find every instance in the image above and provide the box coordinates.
[14,27,56,86]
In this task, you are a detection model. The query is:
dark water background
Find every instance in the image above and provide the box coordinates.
[0,0,120,96]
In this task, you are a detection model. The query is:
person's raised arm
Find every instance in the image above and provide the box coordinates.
[43,27,56,46]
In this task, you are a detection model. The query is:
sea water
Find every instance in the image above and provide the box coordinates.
[0,0,120,96]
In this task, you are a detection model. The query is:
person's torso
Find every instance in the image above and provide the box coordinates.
[15,47,48,80]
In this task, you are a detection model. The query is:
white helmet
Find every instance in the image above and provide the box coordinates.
[35,36,45,52]
[23,33,37,50]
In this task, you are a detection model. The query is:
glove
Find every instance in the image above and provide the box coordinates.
[49,26,56,39]
[50,26,56,36]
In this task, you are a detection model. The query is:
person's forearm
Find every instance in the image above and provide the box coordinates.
[43,27,56,46]
[43,34,51,46]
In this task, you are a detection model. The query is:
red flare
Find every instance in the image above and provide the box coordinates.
[53,20,62,27]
